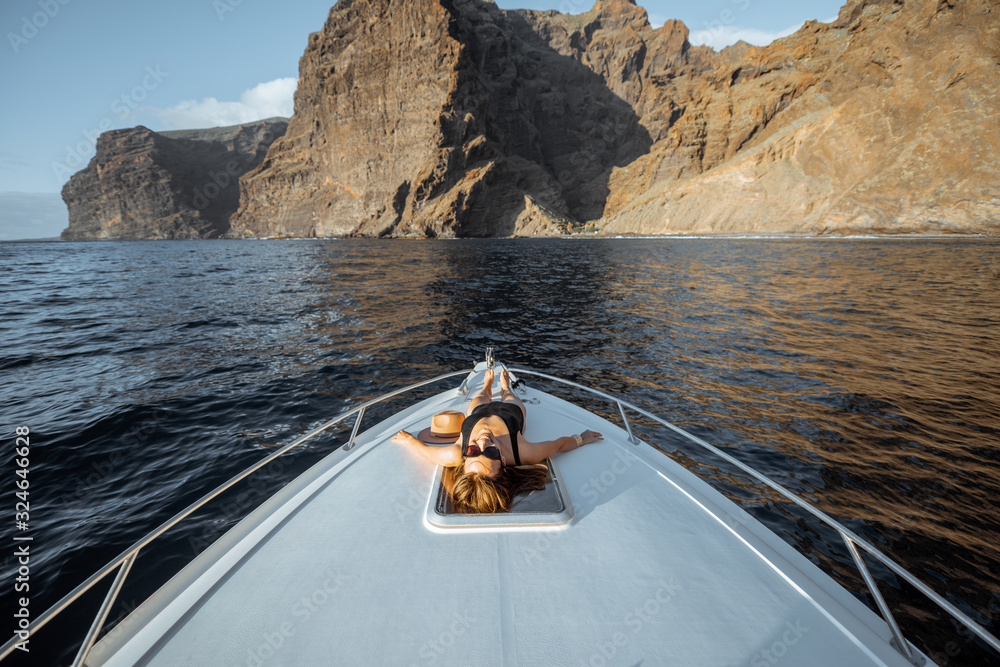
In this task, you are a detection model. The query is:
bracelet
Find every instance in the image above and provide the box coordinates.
[573,434,583,447]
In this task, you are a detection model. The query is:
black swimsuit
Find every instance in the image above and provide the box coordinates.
[461,403,524,466]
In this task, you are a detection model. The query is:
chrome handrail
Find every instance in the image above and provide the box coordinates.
[509,367,1000,663]
[0,369,471,663]
[6,363,997,665]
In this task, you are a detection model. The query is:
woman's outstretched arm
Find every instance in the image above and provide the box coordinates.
[518,429,602,466]
[391,430,462,467]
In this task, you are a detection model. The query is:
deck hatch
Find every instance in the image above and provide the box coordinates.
[425,459,574,530]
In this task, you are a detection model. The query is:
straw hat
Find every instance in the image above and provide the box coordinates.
[417,410,465,444]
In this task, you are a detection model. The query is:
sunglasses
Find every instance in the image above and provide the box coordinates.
[462,442,503,462]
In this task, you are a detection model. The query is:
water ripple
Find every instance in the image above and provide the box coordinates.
[1,237,998,665]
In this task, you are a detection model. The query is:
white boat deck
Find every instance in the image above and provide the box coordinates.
[87,368,925,667]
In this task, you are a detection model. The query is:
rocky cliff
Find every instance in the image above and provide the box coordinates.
[599,0,1000,235]
[65,0,999,238]
[229,0,1000,237]
[61,119,287,240]
[231,0,662,237]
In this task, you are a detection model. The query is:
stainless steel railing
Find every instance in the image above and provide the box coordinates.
[509,367,1000,666]
[4,362,998,666]
[0,369,471,665]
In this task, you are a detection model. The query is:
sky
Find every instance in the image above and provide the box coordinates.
[0,0,844,239]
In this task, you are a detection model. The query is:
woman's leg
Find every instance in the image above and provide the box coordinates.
[466,368,495,416]
[499,369,526,421]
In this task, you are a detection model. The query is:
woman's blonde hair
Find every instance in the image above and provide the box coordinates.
[444,465,549,514]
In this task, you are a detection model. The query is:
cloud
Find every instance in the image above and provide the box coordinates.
[688,17,839,51]
[0,156,35,170]
[152,77,297,130]
[689,22,803,50]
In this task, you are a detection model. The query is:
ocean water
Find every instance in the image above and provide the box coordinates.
[1,237,998,666]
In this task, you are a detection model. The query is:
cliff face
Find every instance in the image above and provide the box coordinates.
[238,0,1000,237]
[68,0,1000,238]
[231,0,667,237]
[599,0,1000,235]
[61,119,287,240]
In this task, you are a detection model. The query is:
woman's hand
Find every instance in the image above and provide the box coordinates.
[392,430,416,445]
[580,429,603,445]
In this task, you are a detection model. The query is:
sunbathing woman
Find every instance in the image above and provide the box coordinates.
[392,369,602,513]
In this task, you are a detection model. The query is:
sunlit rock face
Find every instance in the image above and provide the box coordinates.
[235,0,1000,237]
[68,0,1000,238]
[598,0,1000,236]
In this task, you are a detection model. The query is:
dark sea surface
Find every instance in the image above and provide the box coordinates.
[1,237,999,666]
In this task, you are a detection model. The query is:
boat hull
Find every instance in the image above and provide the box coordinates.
[87,366,932,666]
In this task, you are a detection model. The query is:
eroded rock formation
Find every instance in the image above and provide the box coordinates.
[61,119,287,240]
[237,0,1000,237]
[65,0,1000,238]
[600,0,1000,235]
[230,0,666,237]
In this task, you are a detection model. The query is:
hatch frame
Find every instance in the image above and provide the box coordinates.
[424,459,574,531]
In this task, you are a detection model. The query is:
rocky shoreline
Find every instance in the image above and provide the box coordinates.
[61,0,1000,240]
